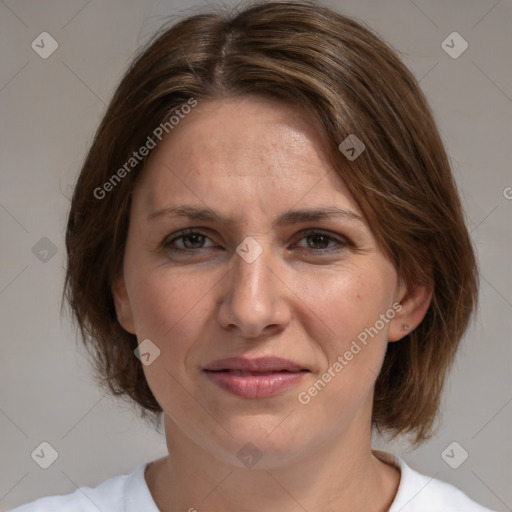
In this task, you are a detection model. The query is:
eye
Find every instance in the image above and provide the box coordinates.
[159,228,351,255]
[163,229,215,251]
[294,230,350,253]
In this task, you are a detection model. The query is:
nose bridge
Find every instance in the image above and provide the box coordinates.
[219,238,289,336]
[232,241,276,306]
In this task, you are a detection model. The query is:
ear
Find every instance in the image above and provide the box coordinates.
[388,278,432,342]
[111,273,136,335]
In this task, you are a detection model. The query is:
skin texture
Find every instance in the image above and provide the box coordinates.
[112,96,431,512]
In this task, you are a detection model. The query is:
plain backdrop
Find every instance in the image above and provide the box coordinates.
[1,0,511,510]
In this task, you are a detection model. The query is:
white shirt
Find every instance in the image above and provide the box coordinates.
[9,450,496,511]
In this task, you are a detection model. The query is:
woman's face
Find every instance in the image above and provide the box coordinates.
[113,95,409,468]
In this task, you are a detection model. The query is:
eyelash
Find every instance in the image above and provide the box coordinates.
[160,228,351,255]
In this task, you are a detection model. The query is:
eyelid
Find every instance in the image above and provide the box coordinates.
[159,227,353,253]
[158,228,215,252]
[291,230,353,255]
[296,228,351,246]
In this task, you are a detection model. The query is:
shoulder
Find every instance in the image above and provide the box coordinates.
[373,450,497,512]
[8,463,156,512]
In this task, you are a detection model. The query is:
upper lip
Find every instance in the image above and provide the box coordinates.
[203,356,309,372]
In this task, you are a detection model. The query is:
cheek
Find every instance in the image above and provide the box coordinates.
[126,268,212,408]
[295,263,396,405]
[128,268,209,346]
[296,262,396,352]
[305,266,395,395]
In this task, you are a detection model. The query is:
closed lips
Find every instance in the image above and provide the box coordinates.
[208,369,309,376]
[203,356,310,373]
[203,356,310,398]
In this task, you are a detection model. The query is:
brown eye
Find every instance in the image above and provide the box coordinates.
[163,230,215,252]
[180,233,206,249]
[294,230,350,254]
[306,233,332,250]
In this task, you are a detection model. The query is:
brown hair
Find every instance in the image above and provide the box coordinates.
[64,0,478,445]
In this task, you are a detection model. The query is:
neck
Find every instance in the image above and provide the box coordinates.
[145,414,400,512]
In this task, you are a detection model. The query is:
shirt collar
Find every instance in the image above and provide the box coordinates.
[123,462,160,512]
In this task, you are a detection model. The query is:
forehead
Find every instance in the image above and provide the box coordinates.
[136,96,362,218]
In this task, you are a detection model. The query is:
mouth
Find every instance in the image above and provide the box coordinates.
[203,356,309,373]
[203,357,310,398]
[208,369,308,376]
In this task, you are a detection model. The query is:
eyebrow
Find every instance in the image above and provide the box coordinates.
[147,204,364,226]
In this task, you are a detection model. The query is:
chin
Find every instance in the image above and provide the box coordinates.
[205,416,314,470]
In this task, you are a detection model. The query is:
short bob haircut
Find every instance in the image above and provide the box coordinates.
[64,0,478,446]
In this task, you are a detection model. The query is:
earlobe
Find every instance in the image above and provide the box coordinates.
[111,274,136,335]
[388,280,432,342]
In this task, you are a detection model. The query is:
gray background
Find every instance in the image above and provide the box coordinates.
[1,0,511,510]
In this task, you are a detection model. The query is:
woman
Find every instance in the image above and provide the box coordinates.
[11,1,496,510]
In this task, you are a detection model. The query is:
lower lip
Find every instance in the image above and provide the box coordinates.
[204,370,307,398]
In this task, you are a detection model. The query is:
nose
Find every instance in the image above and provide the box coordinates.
[217,244,292,339]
